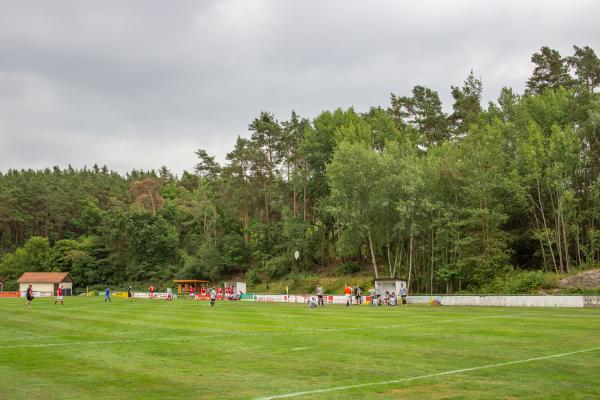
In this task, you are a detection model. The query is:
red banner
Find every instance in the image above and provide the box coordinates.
[0,292,20,298]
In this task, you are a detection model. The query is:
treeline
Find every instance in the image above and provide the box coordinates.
[1,45,600,292]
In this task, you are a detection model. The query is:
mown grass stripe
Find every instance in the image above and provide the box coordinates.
[255,346,600,400]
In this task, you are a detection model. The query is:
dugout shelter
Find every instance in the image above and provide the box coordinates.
[173,279,209,294]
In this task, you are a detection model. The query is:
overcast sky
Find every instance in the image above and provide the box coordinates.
[1,0,598,175]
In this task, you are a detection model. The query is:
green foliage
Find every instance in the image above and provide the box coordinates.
[246,268,262,285]
[1,45,599,295]
[46,239,80,272]
[480,271,557,294]
[0,236,50,288]
[263,255,290,280]
[335,262,360,275]
[526,46,574,94]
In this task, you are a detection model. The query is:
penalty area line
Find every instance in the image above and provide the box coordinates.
[255,346,600,400]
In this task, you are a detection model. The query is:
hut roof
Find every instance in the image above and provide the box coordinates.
[17,272,72,284]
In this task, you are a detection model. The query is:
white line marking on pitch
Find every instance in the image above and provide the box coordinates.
[291,347,312,351]
[254,346,600,400]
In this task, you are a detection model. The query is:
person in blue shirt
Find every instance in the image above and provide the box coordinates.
[104,287,111,303]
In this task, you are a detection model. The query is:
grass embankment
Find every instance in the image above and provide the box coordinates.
[249,274,374,295]
[251,266,600,296]
[1,297,599,399]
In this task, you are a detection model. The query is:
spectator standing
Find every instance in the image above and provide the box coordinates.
[355,286,362,305]
[344,284,352,306]
[368,287,376,306]
[400,286,408,305]
[316,284,324,307]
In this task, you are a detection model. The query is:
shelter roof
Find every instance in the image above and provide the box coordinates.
[18,272,72,283]
[374,278,405,281]
[173,279,209,283]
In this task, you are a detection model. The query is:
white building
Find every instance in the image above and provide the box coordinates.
[374,278,407,296]
[224,281,246,295]
[18,272,73,296]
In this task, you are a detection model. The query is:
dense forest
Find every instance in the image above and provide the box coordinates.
[1,45,600,293]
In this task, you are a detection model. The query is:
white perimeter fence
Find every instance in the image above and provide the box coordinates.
[248,294,600,308]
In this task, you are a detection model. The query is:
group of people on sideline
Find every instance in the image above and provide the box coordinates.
[25,282,407,308]
[308,283,408,307]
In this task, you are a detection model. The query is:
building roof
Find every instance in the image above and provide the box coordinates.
[17,272,72,284]
[173,279,209,283]
[374,278,406,281]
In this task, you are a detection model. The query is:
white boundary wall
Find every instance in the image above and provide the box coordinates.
[441,295,584,307]
[409,295,600,307]
[250,294,352,305]
[247,294,600,307]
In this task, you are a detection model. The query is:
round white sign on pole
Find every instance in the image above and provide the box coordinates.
[294,250,300,260]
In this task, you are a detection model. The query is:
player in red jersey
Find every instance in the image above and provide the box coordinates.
[54,285,64,305]
[217,286,223,300]
[200,286,206,300]
[189,285,195,300]
[148,285,155,299]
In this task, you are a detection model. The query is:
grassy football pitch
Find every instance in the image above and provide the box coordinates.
[0,297,599,399]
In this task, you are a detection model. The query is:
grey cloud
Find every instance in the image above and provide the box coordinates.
[1,0,599,174]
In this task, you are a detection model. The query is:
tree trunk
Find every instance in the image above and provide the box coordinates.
[386,228,393,277]
[530,203,548,272]
[430,226,435,295]
[147,188,156,217]
[549,189,564,273]
[367,227,379,279]
[264,189,270,225]
[407,231,413,295]
[575,224,582,267]
[534,181,558,272]
[293,186,297,218]
[303,166,308,222]
[558,193,570,272]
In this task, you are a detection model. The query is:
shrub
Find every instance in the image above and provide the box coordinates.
[264,256,290,280]
[505,271,554,293]
[246,268,262,285]
[335,262,360,275]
